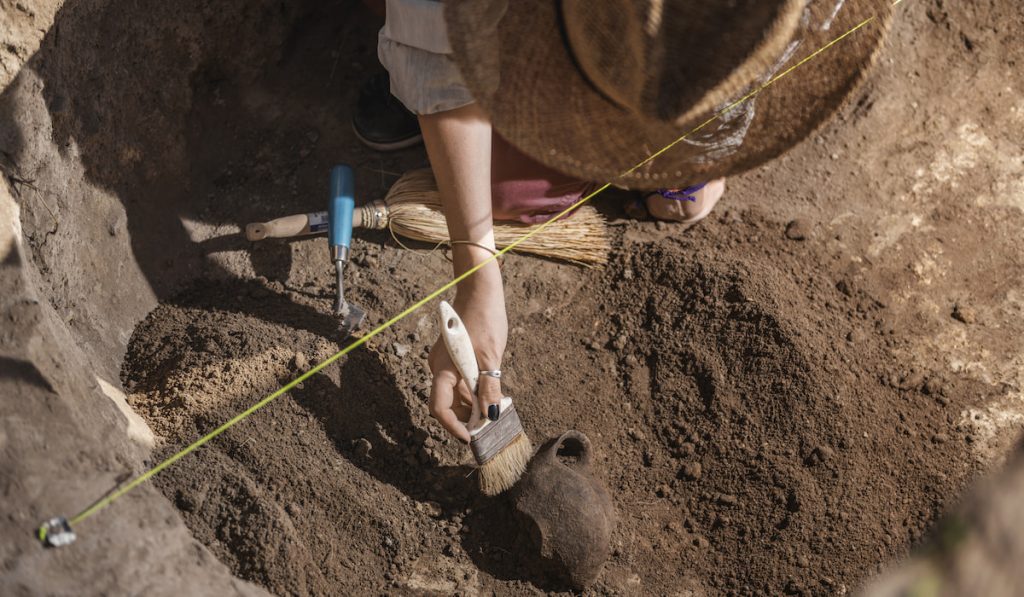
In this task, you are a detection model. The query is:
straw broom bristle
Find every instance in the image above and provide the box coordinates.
[384,169,610,266]
[477,432,533,496]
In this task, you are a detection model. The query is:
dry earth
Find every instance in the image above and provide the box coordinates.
[2,0,1022,595]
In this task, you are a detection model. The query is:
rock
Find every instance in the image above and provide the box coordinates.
[627,428,645,442]
[356,254,379,268]
[923,378,945,396]
[952,303,976,324]
[680,462,702,480]
[786,490,801,512]
[292,351,308,370]
[621,268,634,281]
[655,484,672,498]
[931,433,949,444]
[785,219,810,241]
[692,535,710,549]
[717,493,738,506]
[353,437,372,458]
[415,500,443,518]
[805,445,835,466]
[899,371,926,391]
[285,503,301,516]
[393,343,410,358]
[624,354,639,368]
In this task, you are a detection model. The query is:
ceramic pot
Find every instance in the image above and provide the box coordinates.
[513,430,616,588]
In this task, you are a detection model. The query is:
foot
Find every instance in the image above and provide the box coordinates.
[352,71,423,151]
[626,179,725,228]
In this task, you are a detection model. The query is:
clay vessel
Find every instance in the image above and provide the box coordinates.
[513,430,616,588]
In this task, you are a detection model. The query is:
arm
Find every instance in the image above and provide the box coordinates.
[419,103,507,442]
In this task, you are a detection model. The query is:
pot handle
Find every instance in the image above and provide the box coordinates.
[546,430,593,470]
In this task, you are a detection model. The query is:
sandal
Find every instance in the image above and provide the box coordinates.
[626,178,725,229]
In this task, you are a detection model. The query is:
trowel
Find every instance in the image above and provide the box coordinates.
[328,164,366,337]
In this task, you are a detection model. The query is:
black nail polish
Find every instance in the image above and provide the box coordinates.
[488,404,500,421]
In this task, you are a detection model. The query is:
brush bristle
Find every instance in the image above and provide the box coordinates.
[477,432,533,496]
[385,169,610,265]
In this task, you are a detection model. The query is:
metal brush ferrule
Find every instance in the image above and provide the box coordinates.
[358,200,389,230]
[470,402,523,464]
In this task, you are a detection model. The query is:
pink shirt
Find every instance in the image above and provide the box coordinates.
[491,132,593,224]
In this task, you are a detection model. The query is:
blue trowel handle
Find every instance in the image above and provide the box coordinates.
[328,165,355,257]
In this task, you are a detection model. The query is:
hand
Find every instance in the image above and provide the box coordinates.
[427,271,507,443]
[418,104,507,442]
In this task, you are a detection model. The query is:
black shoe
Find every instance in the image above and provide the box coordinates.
[352,71,423,152]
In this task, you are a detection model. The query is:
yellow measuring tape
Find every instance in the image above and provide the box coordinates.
[44,1,901,540]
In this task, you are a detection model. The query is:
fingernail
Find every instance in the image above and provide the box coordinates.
[487,404,500,421]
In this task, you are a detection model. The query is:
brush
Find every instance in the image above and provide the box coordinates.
[438,300,532,495]
[245,169,609,266]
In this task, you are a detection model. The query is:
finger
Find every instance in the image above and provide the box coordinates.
[451,400,472,423]
[477,374,503,422]
[455,378,474,408]
[429,375,471,443]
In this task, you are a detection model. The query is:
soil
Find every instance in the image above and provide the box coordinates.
[119,209,992,595]
[3,0,1023,595]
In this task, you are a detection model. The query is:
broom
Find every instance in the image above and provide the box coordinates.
[245,169,610,266]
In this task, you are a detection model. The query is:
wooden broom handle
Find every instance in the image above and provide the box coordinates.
[244,210,369,241]
[245,200,394,241]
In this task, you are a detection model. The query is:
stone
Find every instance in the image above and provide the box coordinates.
[717,493,738,506]
[415,500,442,518]
[922,378,944,395]
[952,303,976,324]
[353,437,372,458]
[785,219,810,241]
[681,462,702,480]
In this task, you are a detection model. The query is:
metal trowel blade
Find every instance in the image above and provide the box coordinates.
[336,301,366,338]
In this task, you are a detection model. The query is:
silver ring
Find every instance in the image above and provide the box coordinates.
[479,370,502,379]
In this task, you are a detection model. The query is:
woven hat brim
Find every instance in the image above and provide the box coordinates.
[446,0,893,189]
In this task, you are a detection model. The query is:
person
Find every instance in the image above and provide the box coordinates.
[373,0,890,441]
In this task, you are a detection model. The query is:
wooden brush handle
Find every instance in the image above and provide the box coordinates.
[245,210,369,241]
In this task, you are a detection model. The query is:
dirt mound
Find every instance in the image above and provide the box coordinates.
[122,279,489,594]
[121,210,984,595]
[595,215,983,594]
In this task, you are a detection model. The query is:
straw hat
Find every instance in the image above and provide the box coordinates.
[445,0,892,189]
